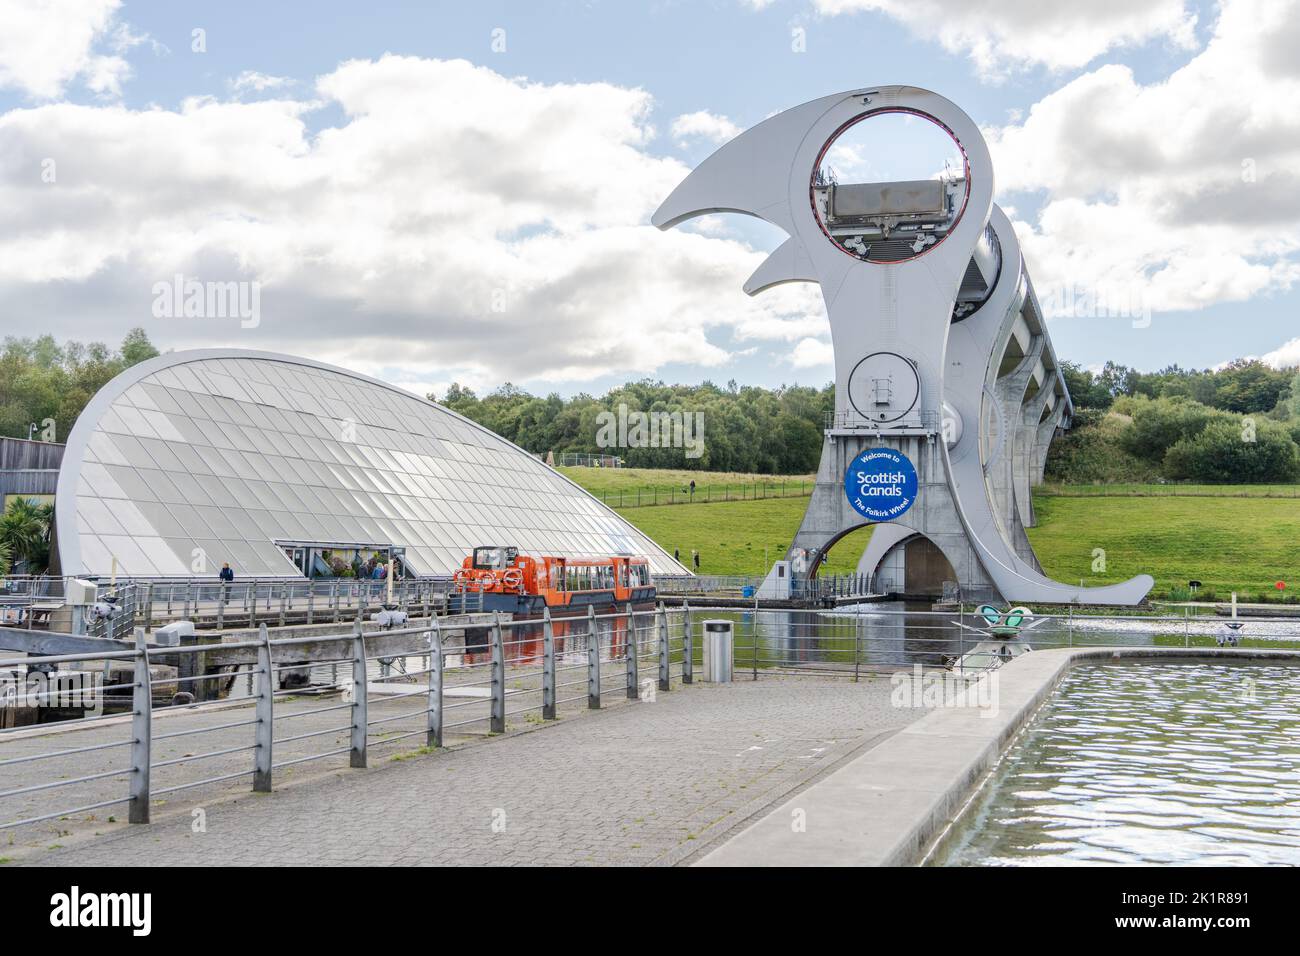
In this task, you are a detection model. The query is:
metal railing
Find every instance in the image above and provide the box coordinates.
[1,575,456,633]
[655,573,875,602]
[555,453,624,469]
[594,480,813,509]
[824,409,943,432]
[134,577,453,630]
[6,603,1299,835]
[675,605,1300,680]
[0,603,695,832]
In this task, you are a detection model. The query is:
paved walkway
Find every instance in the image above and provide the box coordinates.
[9,676,917,866]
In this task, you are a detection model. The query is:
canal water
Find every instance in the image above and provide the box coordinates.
[932,660,1300,866]
[716,602,1300,672]
[357,602,1300,679]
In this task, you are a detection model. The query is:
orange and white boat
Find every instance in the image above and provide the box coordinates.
[447,545,656,616]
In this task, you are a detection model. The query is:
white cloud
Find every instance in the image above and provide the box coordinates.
[670,110,741,146]
[0,55,825,386]
[1259,339,1300,370]
[229,71,295,96]
[790,337,834,368]
[0,0,141,99]
[987,0,1300,320]
[813,0,1198,76]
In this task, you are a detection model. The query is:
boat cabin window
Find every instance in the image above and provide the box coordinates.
[473,546,517,570]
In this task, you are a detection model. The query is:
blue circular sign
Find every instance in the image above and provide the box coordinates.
[844,447,918,521]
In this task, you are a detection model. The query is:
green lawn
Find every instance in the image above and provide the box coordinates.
[558,466,814,494]
[1028,493,1300,600]
[1039,482,1300,499]
[566,466,1300,597]
[614,496,871,577]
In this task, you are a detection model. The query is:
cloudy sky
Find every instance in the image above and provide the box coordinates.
[1,0,1297,398]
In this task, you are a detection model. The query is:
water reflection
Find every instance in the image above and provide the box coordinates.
[933,661,1300,866]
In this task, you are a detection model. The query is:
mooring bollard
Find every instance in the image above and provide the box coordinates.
[253,623,273,792]
[129,627,152,824]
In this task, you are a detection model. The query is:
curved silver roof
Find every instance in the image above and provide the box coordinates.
[55,349,684,578]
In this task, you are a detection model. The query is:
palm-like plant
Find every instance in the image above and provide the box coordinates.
[0,497,50,572]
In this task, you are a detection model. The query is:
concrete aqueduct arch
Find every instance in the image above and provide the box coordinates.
[654,85,1152,605]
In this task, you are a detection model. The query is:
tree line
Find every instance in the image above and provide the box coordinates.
[435,379,832,474]
[6,328,1300,483]
[1049,360,1300,483]
[0,329,160,444]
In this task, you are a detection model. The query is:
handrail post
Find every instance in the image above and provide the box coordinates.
[129,627,152,824]
[490,613,506,733]
[217,584,226,630]
[427,620,443,748]
[542,606,556,719]
[306,586,314,625]
[253,623,274,792]
[657,602,670,692]
[144,582,153,634]
[587,604,600,709]
[625,603,638,700]
[682,601,694,684]
[350,619,368,768]
[278,585,287,627]
[853,622,861,683]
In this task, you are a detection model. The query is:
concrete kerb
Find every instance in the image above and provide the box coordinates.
[697,646,1300,867]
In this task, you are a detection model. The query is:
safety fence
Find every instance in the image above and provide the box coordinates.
[594,479,812,509]
[0,575,453,636]
[0,603,696,832]
[655,572,875,602]
[6,604,1299,835]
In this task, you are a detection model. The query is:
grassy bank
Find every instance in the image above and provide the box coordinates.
[1039,482,1300,498]
[563,466,1300,597]
[1028,493,1300,601]
[558,465,814,509]
[613,497,871,577]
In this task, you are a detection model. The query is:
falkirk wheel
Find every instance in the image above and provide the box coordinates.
[654,85,1153,605]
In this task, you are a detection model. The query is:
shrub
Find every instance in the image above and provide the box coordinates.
[1163,418,1300,483]
[1117,395,1226,463]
